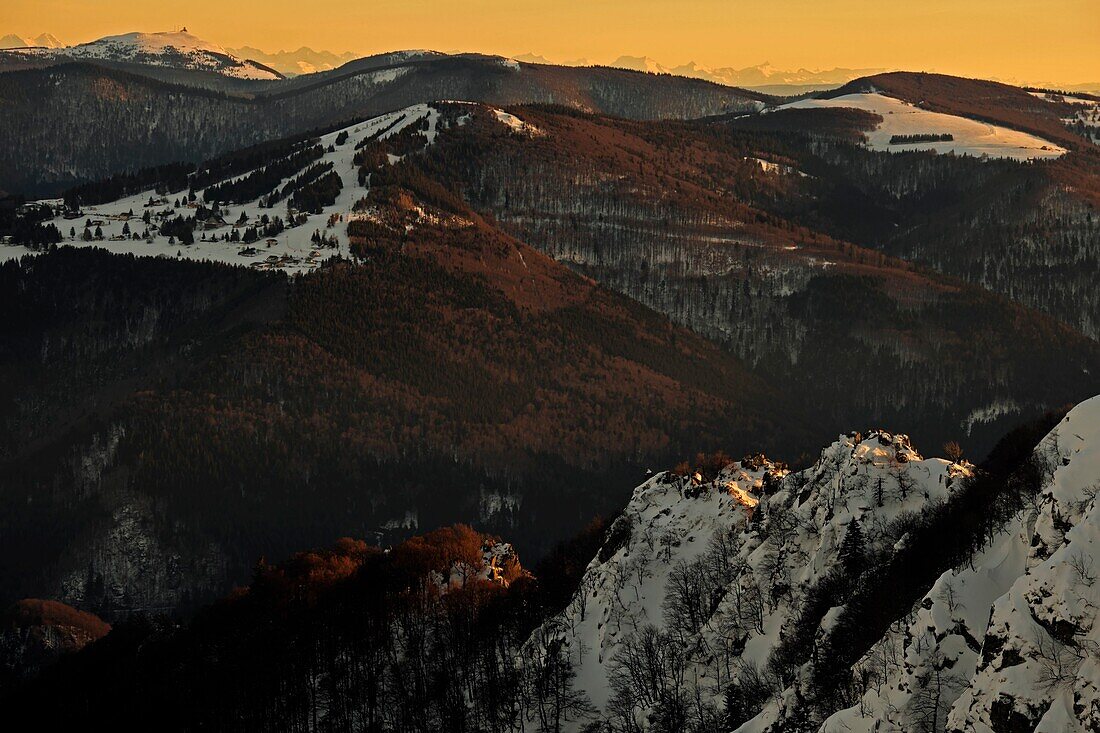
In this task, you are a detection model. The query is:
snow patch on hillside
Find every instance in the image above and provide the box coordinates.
[493,109,544,136]
[782,93,1066,161]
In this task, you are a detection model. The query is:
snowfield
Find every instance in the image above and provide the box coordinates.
[782,92,1067,161]
[0,104,540,274]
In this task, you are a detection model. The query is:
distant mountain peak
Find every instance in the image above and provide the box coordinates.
[610,54,669,74]
[32,33,63,48]
[0,32,64,50]
[224,43,358,76]
[0,29,283,80]
[594,54,886,89]
[513,52,553,65]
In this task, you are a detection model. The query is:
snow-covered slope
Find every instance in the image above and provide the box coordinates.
[782,92,1067,161]
[523,431,972,730]
[1031,90,1100,144]
[525,395,1100,732]
[824,395,1100,732]
[1,103,538,273]
[950,397,1100,731]
[5,30,281,80]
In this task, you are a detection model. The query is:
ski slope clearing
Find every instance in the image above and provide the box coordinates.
[0,104,543,274]
[782,92,1066,160]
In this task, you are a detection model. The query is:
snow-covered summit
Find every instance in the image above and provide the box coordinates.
[3,29,282,80]
[522,430,971,730]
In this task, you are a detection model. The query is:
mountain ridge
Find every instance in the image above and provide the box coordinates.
[0,29,283,80]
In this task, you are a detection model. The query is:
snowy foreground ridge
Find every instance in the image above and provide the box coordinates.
[523,396,1100,732]
[826,396,1100,732]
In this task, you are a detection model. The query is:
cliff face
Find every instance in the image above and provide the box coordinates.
[822,396,1100,732]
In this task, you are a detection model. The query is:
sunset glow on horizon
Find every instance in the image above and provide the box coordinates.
[4,0,1099,84]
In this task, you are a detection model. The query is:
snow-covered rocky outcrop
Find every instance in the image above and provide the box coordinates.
[3,30,282,80]
[524,431,973,730]
[525,396,1100,732]
[435,536,528,591]
[821,396,1100,733]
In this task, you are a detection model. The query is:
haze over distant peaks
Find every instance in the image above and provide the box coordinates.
[608,54,887,89]
[508,51,885,90]
[224,45,357,76]
[0,32,63,49]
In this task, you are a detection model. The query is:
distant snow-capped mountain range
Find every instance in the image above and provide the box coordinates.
[5,31,1096,94]
[515,52,886,90]
[223,45,357,76]
[0,32,63,49]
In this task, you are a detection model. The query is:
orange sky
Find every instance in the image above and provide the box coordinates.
[4,0,1098,84]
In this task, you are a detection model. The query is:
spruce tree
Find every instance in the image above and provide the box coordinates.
[839,518,866,575]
